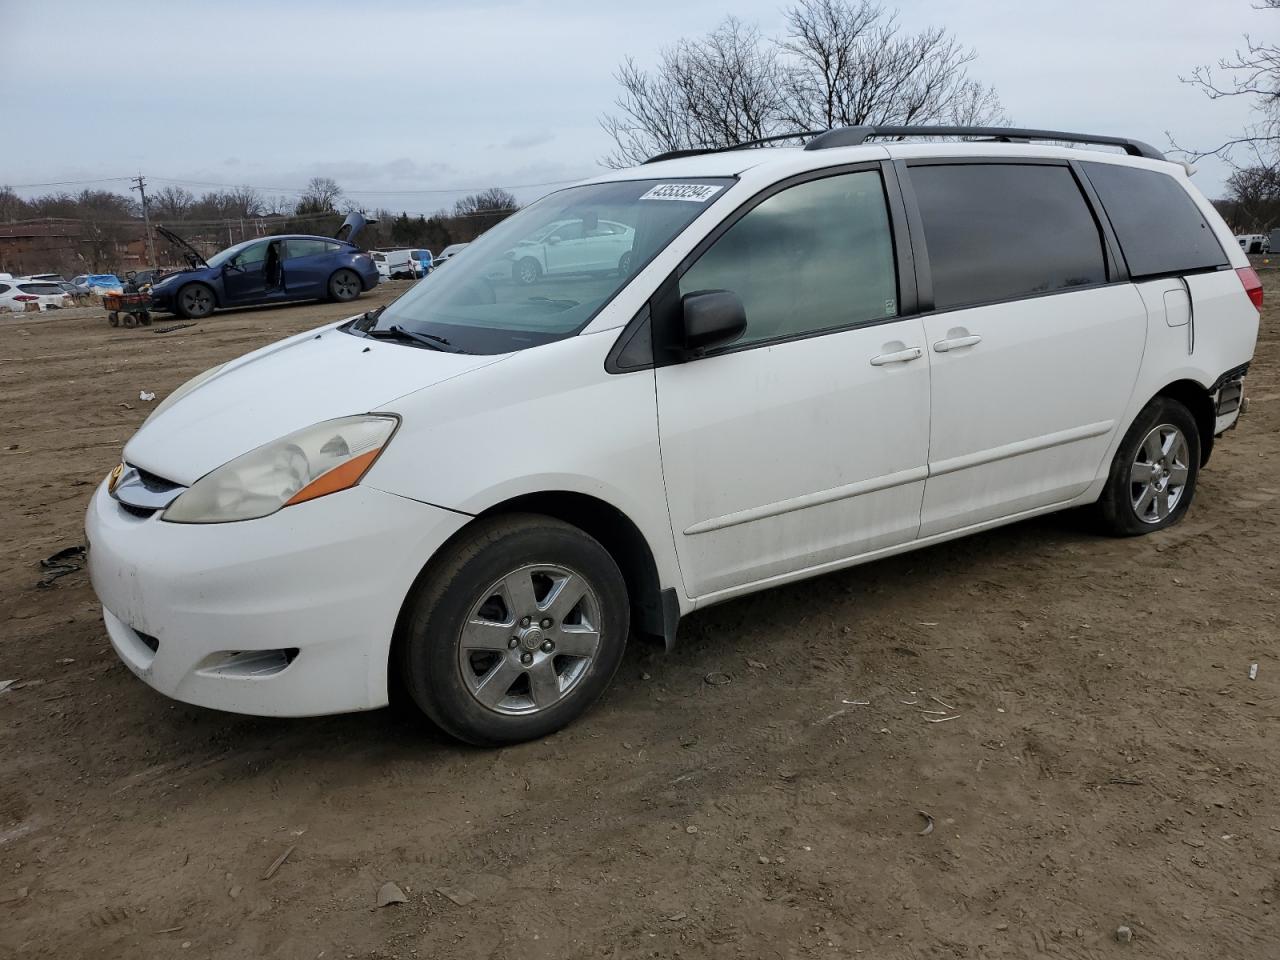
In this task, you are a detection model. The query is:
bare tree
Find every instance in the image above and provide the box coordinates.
[778,0,1001,129]
[1176,0,1279,165]
[452,187,520,239]
[153,185,195,220]
[1223,164,1280,231]
[296,176,343,215]
[600,1,1002,166]
[602,17,785,167]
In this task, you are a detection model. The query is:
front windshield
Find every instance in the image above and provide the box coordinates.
[364,178,733,355]
[205,239,258,269]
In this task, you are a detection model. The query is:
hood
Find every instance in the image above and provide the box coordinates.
[124,323,506,485]
[155,224,208,269]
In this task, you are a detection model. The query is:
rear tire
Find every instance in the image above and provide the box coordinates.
[175,283,215,319]
[1095,396,1200,536]
[121,313,138,328]
[397,514,629,746]
[328,269,361,302]
[107,312,119,327]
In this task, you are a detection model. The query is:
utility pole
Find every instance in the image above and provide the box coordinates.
[130,174,157,268]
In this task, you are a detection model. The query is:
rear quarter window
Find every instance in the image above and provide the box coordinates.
[1081,162,1228,278]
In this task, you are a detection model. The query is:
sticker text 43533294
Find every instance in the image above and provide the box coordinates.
[639,183,724,203]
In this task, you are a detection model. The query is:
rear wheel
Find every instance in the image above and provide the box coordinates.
[175,283,215,319]
[107,312,119,327]
[1095,396,1200,536]
[328,269,361,302]
[121,313,138,328]
[617,250,633,276]
[398,514,629,746]
[514,257,541,285]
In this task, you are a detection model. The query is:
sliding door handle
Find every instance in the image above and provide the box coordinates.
[869,346,923,366]
[933,334,982,353]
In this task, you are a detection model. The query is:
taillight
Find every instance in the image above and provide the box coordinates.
[13,295,38,302]
[1236,266,1263,311]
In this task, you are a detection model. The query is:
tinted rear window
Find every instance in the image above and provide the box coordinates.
[910,163,1107,311]
[0,283,9,293]
[18,283,64,295]
[1082,162,1227,278]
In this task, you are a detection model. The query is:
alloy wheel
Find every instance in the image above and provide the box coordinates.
[1129,423,1190,523]
[457,563,602,716]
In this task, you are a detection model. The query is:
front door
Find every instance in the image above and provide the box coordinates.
[903,161,1147,536]
[655,167,931,601]
[221,239,271,304]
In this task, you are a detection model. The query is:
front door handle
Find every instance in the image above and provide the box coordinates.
[933,334,982,353]
[869,346,923,366]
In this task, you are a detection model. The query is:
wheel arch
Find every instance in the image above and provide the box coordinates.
[1152,378,1216,465]
[389,490,677,696]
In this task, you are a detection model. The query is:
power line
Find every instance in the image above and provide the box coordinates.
[5,176,135,188]
[146,175,586,196]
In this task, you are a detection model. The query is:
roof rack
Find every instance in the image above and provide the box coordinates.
[644,125,1165,164]
[804,125,1165,160]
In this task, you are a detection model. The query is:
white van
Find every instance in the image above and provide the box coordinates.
[372,249,419,281]
[87,125,1260,745]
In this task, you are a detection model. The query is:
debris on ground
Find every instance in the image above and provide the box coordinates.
[153,322,197,335]
[139,390,156,401]
[435,885,477,906]
[1249,662,1259,680]
[703,672,732,686]
[917,811,935,836]
[376,882,408,907]
[745,659,767,669]
[260,844,295,881]
[37,545,86,588]
[1115,924,1134,943]
[0,679,17,694]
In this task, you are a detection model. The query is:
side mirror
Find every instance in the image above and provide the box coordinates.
[680,289,747,356]
[546,235,560,246]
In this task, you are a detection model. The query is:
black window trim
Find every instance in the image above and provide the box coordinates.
[607,160,918,372]
[896,155,1129,318]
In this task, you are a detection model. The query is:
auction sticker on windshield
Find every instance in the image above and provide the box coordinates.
[639,183,724,202]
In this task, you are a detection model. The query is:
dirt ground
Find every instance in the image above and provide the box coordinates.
[1,273,1277,960]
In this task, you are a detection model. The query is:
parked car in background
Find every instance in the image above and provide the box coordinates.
[431,243,468,268]
[372,249,420,281]
[1236,234,1269,254]
[86,125,1259,746]
[72,274,124,296]
[412,249,433,277]
[0,279,72,312]
[148,214,379,319]
[504,216,635,284]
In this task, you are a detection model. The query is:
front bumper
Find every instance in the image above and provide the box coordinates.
[85,479,469,717]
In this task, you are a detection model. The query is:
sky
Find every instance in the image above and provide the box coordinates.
[0,0,1266,212]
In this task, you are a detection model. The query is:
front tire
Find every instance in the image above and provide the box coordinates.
[1095,396,1200,536]
[398,514,629,746]
[328,269,362,302]
[175,283,215,319]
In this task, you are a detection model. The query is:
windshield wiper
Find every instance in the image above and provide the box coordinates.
[351,305,386,332]
[364,324,463,353]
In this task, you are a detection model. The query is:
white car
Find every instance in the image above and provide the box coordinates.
[505,217,635,284]
[87,125,1260,745]
[0,279,71,312]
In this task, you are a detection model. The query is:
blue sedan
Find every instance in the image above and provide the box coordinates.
[149,214,380,319]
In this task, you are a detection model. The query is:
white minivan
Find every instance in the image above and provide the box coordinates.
[87,126,1261,745]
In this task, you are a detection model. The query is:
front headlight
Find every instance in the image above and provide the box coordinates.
[163,415,398,523]
[145,362,227,425]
